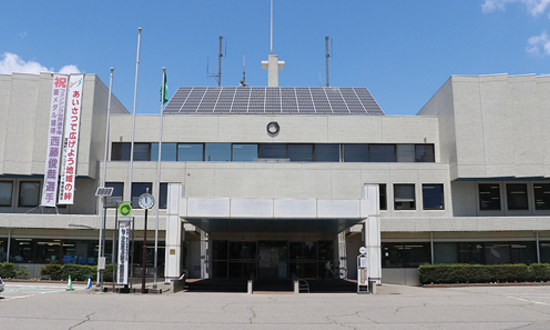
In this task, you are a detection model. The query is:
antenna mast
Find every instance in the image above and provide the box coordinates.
[207,36,225,86]
[240,55,248,87]
[325,36,331,87]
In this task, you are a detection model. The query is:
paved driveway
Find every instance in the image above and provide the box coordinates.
[1,282,550,329]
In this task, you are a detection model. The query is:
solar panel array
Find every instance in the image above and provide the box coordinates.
[164,87,384,115]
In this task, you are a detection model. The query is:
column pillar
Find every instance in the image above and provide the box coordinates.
[164,183,183,281]
[362,184,382,284]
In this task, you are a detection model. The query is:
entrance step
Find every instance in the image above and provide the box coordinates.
[186,279,248,293]
[253,279,293,292]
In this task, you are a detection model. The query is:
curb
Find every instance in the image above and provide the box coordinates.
[424,282,550,288]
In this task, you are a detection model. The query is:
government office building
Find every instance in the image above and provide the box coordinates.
[1,70,550,287]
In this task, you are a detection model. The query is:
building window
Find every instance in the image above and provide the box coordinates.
[132,183,152,208]
[111,142,131,161]
[314,144,339,162]
[369,145,395,162]
[394,184,415,210]
[159,183,168,209]
[415,144,435,162]
[232,144,258,161]
[287,144,313,162]
[534,183,550,210]
[151,143,177,161]
[177,144,203,161]
[133,143,151,161]
[422,184,444,210]
[104,182,123,208]
[259,143,287,159]
[0,181,13,206]
[506,183,528,210]
[19,182,40,207]
[396,144,415,162]
[205,143,231,162]
[379,184,387,210]
[382,243,431,268]
[479,184,501,211]
[343,144,369,162]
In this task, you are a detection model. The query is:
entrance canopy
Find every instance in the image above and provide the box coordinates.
[185,218,362,234]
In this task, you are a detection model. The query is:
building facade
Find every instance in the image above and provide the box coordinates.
[1,72,549,286]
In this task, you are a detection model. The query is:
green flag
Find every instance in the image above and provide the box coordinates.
[160,72,168,104]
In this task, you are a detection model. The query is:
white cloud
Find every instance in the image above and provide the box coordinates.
[0,52,50,74]
[526,31,550,55]
[59,65,81,74]
[0,52,81,74]
[482,0,550,15]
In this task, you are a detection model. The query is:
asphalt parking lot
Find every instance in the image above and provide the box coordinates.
[2,282,550,329]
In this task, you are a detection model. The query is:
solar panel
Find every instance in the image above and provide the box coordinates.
[165,87,384,115]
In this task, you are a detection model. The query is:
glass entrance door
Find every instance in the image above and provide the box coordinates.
[258,241,288,279]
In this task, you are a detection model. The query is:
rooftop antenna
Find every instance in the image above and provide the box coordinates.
[262,0,285,86]
[207,36,225,86]
[240,55,248,87]
[325,36,333,87]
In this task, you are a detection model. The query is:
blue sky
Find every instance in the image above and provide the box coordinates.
[1,0,550,116]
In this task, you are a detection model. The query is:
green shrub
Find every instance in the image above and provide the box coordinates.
[15,265,30,279]
[0,262,17,278]
[528,263,550,282]
[62,264,95,281]
[490,264,528,282]
[418,264,534,284]
[41,263,63,280]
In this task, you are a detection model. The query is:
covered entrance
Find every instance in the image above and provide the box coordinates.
[163,184,382,290]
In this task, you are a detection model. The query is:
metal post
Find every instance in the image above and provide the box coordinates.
[430,232,434,265]
[129,28,142,202]
[154,68,166,288]
[97,68,114,289]
[535,231,540,264]
[142,209,148,293]
[6,228,11,263]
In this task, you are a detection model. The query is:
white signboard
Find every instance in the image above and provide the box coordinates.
[58,74,84,204]
[41,74,68,207]
[116,220,131,285]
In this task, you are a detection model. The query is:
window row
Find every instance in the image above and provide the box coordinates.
[379,183,445,211]
[0,180,168,209]
[0,237,165,269]
[479,183,550,211]
[383,241,545,268]
[112,142,435,163]
[0,181,42,208]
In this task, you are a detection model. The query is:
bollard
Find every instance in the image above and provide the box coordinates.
[247,280,253,295]
[368,280,377,294]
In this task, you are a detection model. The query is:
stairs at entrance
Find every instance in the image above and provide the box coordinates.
[185,278,356,293]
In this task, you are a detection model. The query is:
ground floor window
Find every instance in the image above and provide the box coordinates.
[433,241,537,265]
[212,240,335,280]
[382,243,431,268]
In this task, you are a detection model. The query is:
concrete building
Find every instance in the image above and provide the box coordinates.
[1,71,549,287]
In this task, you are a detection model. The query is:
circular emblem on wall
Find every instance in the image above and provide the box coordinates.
[267,121,280,135]
[118,202,133,217]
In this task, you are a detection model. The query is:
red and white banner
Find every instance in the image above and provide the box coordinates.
[58,74,84,205]
[41,74,68,207]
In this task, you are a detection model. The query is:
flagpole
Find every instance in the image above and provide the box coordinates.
[129,27,142,204]
[154,67,166,288]
[97,67,114,291]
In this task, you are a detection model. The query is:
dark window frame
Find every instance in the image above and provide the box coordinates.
[422,184,444,210]
[18,181,41,207]
[394,184,416,210]
[479,183,501,211]
[0,181,13,207]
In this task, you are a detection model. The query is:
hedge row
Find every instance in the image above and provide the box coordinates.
[418,263,550,284]
[40,263,114,282]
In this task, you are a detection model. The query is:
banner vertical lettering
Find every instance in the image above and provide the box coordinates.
[58,74,84,204]
[41,74,68,207]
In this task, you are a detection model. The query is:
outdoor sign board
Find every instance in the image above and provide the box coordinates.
[116,220,131,285]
